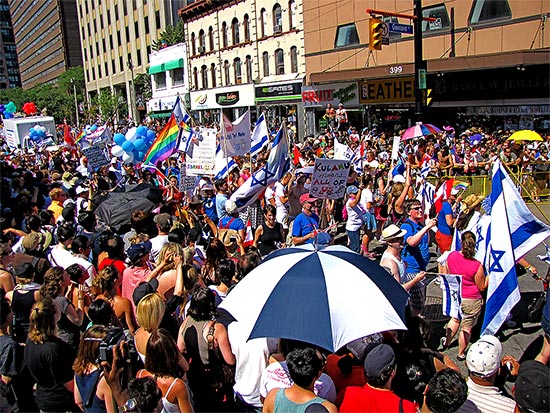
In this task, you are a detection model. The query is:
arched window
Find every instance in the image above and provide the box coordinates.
[234,57,242,84]
[273,4,282,33]
[210,63,216,87]
[198,29,205,53]
[231,18,240,45]
[289,0,296,29]
[201,65,208,89]
[224,60,230,85]
[290,46,298,73]
[243,14,250,42]
[208,26,214,51]
[275,48,284,74]
[221,22,228,48]
[245,55,252,82]
[190,32,196,55]
[260,8,267,37]
[262,51,269,77]
[193,67,198,89]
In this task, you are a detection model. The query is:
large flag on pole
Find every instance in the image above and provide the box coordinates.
[143,114,180,165]
[172,95,191,125]
[250,113,269,156]
[230,124,290,210]
[481,160,521,335]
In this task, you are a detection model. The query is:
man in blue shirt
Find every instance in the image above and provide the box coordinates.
[292,194,319,245]
[215,179,228,220]
[400,199,437,316]
[201,185,218,225]
[435,188,458,252]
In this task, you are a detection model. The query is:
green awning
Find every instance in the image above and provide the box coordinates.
[148,111,172,118]
[148,63,165,75]
[165,58,184,70]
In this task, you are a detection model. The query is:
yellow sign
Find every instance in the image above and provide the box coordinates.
[359,77,415,104]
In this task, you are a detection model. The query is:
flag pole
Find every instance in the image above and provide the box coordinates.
[221,109,230,184]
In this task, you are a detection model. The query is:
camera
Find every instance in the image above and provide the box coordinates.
[98,327,125,364]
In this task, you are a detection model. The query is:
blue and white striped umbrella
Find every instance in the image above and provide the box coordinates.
[219,244,409,352]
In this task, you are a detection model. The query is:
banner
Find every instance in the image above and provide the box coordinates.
[82,146,109,170]
[333,139,354,161]
[186,128,217,176]
[310,158,350,199]
[222,111,251,157]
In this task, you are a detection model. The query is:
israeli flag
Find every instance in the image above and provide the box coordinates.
[439,274,462,320]
[214,145,237,180]
[251,113,269,156]
[172,95,191,125]
[481,160,521,335]
[230,124,290,210]
[334,139,354,161]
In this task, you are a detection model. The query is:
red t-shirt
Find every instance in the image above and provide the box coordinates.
[340,384,418,413]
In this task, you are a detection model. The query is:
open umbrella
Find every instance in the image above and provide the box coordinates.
[219,244,409,352]
[507,130,543,142]
[402,123,442,140]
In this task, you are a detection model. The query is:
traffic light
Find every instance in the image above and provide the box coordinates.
[423,89,434,106]
[369,18,384,51]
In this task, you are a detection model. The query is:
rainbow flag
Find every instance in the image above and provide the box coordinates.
[143,114,180,165]
[75,130,86,143]
[452,180,470,191]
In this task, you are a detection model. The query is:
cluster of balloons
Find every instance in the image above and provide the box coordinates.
[28,125,48,142]
[84,124,99,135]
[112,125,156,164]
[0,101,17,118]
[22,102,37,116]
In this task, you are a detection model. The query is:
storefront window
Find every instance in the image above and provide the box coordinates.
[334,23,359,48]
[469,0,512,24]
[273,4,282,33]
[263,51,269,77]
[290,46,298,73]
[275,49,284,74]
[422,4,450,32]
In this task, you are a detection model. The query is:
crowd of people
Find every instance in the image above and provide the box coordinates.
[0,117,549,413]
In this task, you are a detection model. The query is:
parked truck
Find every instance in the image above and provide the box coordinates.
[2,116,56,149]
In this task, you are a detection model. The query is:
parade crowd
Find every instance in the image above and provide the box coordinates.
[0,116,549,413]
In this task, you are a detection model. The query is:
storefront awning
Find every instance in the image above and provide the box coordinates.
[148,64,165,75]
[165,59,184,70]
[148,111,172,118]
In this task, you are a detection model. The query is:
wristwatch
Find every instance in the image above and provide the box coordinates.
[119,398,138,412]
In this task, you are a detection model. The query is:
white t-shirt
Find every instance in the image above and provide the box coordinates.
[264,186,275,207]
[273,182,289,227]
[259,360,337,403]
[360,188,375,213]
[150,234,169,263]
[49,244,97,286]
[345,199,363,232]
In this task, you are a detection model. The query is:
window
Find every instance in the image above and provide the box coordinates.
[109,34,113,49]
[245,55,252,82]
[173,68,184,86]
[137,49,141,66]
[224,60,230,86]
[275,48,284,74]
[107,10,111,25]
[260,8,267,37]
[193,67,198,90]
[125,25,130,41]
[119,56,123,71]
[273,4,282,33]
[289,0,296,29]
[232,18,240,45]
[210,63,216,87]
[199,29,205,49]
[469,0,512,24]
[155,72,166,89]
[201,65,208,89]
[208,26,214,50]
[234,57,242,84]
[115,4,118,20]
[144,16,149,34]
[104,62,108,76]
[117,30,121,46]
[134,21,139,38]
[243,14,250,41]
[290,46,298,73]
[262,51,269,76]
[422,4,450,32]
[334,23,359,47]
[155,10,160,28]
[191,32,196,55]
[111,59,115,74]
[221,22,228,47]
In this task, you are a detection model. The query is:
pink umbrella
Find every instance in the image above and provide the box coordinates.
[401,123,442,140]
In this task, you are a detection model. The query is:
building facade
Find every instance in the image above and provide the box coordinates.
[0,0,20,88]
[303,0,550,134]
[76,0,185,122]
[9,0,82,89]
[180,0,306,136]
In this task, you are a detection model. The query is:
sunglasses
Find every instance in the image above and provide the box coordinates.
[410,206,422,211]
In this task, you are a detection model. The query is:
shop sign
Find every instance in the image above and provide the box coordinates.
[216,91,240,106]
[255,82,302,102]
[359,77,415,104]
[302,82,359,107]
[466,105,550,116]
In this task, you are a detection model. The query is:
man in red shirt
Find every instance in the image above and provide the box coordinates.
[340,344,419,413]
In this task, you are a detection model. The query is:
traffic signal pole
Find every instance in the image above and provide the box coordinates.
[413,0,424,121]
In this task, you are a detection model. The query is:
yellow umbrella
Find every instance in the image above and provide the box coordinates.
[507,130,543,142]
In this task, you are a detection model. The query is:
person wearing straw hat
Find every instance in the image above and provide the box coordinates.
[455,194,484,233]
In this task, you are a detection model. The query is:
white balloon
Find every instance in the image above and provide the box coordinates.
[111,145,125,157]
[125,127,138,142]
[122,151,134,163]
[40,126,46,132]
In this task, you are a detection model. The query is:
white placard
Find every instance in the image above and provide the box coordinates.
[186,128,217,176]
[391,136,401,160]
[310,158,351,199]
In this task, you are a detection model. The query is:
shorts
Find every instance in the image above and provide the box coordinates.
[460,298,483,330]
[404,272,426,312]
[362,211,377,231]
[435,231,453,252]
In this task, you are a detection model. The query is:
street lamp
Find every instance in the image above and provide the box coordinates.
[127,59,136,122]
[70,78,79,127]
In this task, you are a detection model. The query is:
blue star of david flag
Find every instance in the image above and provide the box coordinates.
[481,160,521,335]
[439,273,462,320]
[230,123,290,210]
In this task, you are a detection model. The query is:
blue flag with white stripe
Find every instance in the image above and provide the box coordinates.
[251,113,269,156]
[481,160,521,335]
[439,274,462,320]
[172,95,191,125]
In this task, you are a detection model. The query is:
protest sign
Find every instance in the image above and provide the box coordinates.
[391,136,400,160]
[310,158,350,199]
[82,146,109,170]
[186,128,217,176]
[222,111,251,157]
[180,176,196,193]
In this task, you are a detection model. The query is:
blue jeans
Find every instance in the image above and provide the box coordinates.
[347,229,361,253]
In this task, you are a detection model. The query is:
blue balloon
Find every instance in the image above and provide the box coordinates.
[134,138,146,151]
[113,133,126,146]
[121,141,135,153]
[135,151,145,162]
[29,129,37,137]
[90,124,98,132]
[136,126,148,137]
[146,130,156,140]
[4,112,13,118]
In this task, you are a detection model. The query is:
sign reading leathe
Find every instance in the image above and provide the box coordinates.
[310,158,351,199]
[186,128,217,176]
[359,77,415,104]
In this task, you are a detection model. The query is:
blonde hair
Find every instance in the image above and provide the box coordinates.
[136,293,165,332]
[156,242,183,271]
[92,266,119,295]
[49,187,65,201]
[28,297,57,344]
